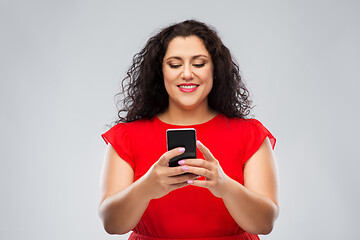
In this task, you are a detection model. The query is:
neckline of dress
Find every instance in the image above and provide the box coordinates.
[154,113,222,128]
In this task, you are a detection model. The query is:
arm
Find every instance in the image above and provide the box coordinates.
[179,138,279,235]
[98,144,198,234]
[98,144,148,234]
[221,137,279,234]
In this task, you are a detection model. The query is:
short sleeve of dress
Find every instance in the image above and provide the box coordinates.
[101,123,134,170]
[243,119,276,164]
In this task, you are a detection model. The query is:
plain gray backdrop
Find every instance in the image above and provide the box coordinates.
[1,0,359,239]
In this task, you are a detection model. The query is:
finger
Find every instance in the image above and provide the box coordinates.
[168,182,189,191]
[178,158,213,170]
[158,147,185,166]
[167,173,198,185]
[196,140,215,162]
[165,165,192,177]
[186,179,210,188]
[181,165,213,179]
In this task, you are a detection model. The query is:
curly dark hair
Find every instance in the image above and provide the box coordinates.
[114,19,253,124]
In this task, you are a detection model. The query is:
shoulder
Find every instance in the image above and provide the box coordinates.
[220,114,263,130]
[110,118,153,129]
[224,115,261,124]
[239,118,265,129]
[230,118,272,138]
[222,116,274,144]
[105,117,160,136]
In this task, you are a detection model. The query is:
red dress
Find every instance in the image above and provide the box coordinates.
[101,114,276,240]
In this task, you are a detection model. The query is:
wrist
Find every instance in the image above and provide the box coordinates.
[132,176,153,203]
[220,176,241,199]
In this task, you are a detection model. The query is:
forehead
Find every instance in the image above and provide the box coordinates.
[164,36,210,58]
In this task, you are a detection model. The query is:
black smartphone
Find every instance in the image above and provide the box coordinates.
[166,128,197,167]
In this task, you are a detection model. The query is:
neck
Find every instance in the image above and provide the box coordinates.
[157,100,218,125]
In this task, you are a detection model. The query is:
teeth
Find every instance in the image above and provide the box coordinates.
[179,85,198,89]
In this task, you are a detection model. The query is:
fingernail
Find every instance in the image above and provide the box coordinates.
[178,147,185,153]
[178,160,185,165]
[187,180,193,184]
[196,140,202,146]
[181,165,188,170]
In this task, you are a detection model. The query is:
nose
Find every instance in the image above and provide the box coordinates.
[181,64,194,80]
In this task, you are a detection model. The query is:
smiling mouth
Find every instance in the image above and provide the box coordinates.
[177,84,199,92]
[178,85,199,89]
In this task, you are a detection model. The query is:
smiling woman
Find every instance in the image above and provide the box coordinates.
[114,20,252,124]
[160,36,215,122]
[99,20,279,240]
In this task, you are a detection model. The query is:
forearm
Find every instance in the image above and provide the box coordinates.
[98,178,151,235]
[221,177,279,235]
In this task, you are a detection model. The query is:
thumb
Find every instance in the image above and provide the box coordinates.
[158,147,185,166]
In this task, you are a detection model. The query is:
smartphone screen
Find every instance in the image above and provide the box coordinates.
[166,128,197,167]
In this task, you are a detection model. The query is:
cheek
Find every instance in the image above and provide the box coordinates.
[201,70,214,87]
[206,80,214,94]
[204,74,214,94]
[162,69,170,89]
[163,68,178,83]
[162,70,177,94]
[200,65,213,81]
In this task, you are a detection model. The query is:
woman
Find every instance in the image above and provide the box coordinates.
[99,20,279,240]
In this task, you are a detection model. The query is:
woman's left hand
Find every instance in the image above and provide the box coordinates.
[178,140,230,198]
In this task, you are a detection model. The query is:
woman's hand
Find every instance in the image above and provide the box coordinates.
[140,147,199,200]
[178,140,230,198]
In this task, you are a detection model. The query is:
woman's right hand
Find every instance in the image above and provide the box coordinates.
[139,147,198,200]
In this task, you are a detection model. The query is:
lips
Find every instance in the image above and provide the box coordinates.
[177,83,199,93]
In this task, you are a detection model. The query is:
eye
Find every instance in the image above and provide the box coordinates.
[193,63,205,68]
[169,64,181,69]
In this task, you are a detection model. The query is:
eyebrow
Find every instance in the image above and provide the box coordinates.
[165,55,209,61]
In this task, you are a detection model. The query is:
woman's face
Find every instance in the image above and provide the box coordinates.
[162,35,214,111]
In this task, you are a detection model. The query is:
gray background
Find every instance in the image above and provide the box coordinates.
[1,0,359,239]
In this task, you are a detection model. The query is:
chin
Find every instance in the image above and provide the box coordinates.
[178,101,205,110]
[170,96,208,111]
[178,104,198,110]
